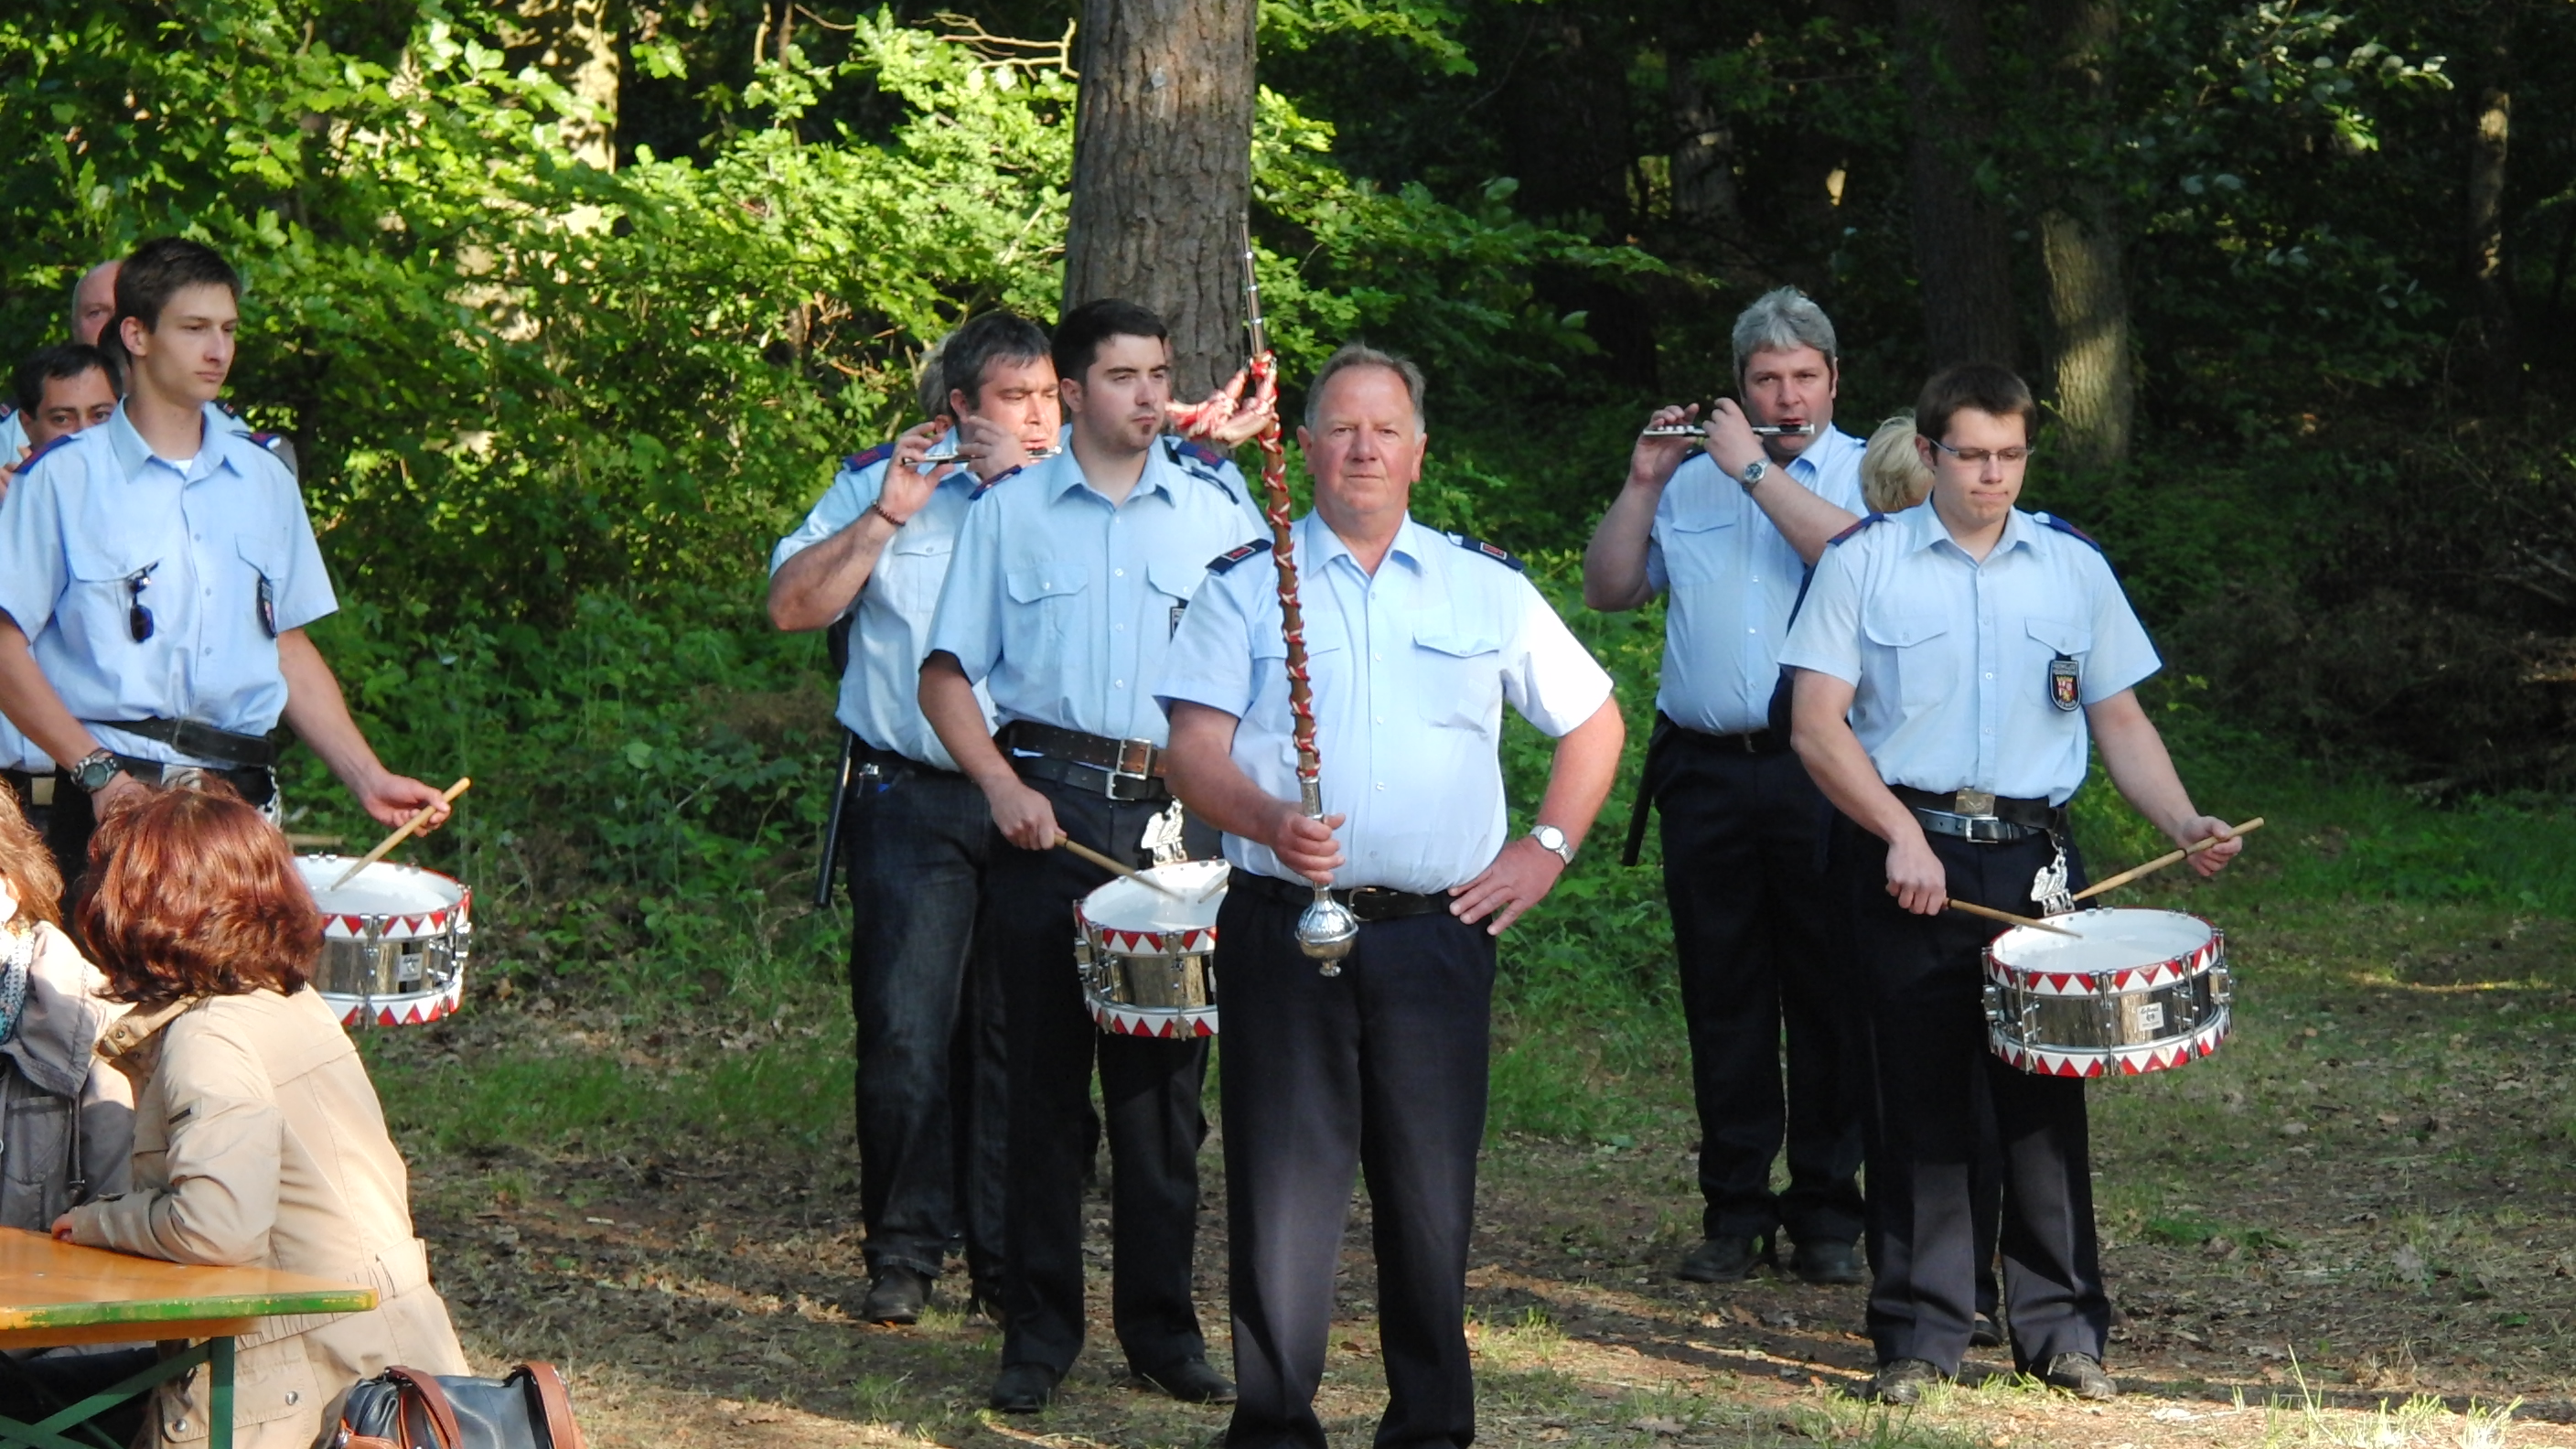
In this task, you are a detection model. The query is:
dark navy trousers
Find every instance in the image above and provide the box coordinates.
[1656,736,1865,1248]
[986,777,1212,1378]
[1218,879,1495,1449]
[1830,819,2109,1374]
[843,765,1007,1289]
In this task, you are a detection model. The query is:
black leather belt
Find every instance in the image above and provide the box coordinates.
[112,757,277,807]
[92,717,279,768]
[1670,720,1786,755]
[1229,867,1444,923]
[1000,720,1167,802]
[851,736,961,783]
[1892,785,2064,843]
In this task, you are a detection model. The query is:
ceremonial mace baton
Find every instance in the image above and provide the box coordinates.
[1238,240,1358,971]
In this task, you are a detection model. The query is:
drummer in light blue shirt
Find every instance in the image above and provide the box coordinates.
[0,239,449,887]
[1780,362,2242,1405]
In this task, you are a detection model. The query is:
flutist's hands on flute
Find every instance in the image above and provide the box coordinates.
[1628,402,1701,487]
[1700,398,1769,483]
[883,418,959,520]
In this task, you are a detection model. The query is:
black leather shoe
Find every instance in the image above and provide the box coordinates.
[1138,1358,1236,1403]
[1866,1358,1946,1405]
[2042,1352,2118,1401]
[1676,1235,1768,1283]
[859,1266,930,1326]
[989,1362,1061,1413]
[1970,1312,2003,1348]
[1789,1239,1866,1285]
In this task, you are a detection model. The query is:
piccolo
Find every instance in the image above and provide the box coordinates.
[919,438,1062,465]
[1639,423,1817,439]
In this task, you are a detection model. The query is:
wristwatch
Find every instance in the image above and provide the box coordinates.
[69,749,123,795]
[1530,823,1576,866]
[1735,458,1770,493]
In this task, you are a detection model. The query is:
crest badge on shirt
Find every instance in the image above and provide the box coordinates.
[2048,653,2080,712]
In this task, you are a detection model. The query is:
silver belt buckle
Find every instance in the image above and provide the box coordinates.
[1953,789,1998,818]
[1111,737,1157,784]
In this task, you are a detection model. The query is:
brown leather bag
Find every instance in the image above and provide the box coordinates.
[332,1363,583,1449]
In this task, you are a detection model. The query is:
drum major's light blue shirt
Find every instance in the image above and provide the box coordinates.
[927,441,1264,745]
[1156,512,1615,893]
[0,402,335,767]
[1778,503,2159,805]
[769,447,994,770]
[1645,425,1864,734]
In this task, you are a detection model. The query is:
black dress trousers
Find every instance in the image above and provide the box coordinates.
[1657,734,1865,1249]
[984,776,1214,1378]
[1218,879,1496,1449]
[1830,818,2110,1376]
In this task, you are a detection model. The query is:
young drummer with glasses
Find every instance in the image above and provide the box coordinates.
[0,239,450,891]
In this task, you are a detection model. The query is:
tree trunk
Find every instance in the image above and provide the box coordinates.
[1063,0,1258,398]
[2463,2,2517,403]
[1669,55,1739,234]
[2033,0,2134,467]
[508,0,618,171]
[1894,0,2018,369]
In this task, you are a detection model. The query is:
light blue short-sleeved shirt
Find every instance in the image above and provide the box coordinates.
[0,403,337,767]
[927,440,1265,745]
[1644,425,1864,734]
[2,407,37,770]
[769,444,994,770]
[0,407,23,463]
[1778,504,2159,805]
[1156,513,1615,893]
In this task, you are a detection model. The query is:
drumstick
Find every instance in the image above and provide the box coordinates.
[1948,899,2083,938]
[328,778,471,891]
[1055,836,1186,899]
[2069,818,2266,904]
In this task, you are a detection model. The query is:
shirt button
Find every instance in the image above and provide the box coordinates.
[1115,624,1125,632]
[1984,672,1993,680]
[1375,783,1386,791]
[1114,680,1125,689]
[203,648,213,657]
[1374,716,1383,724]
[1114,568,1126,577]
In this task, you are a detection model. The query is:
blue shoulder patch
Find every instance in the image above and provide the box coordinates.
[1170,437,1228,470]
[1207,538,1273,574]
[0,403,13,422]
[1826,511,1888,546]
[1444,531,1526,574]
[843,441,896,474]
[15,432,78,476]
[969,464,1025,501]
[2034,512,2105,553]
[250,431,286,453]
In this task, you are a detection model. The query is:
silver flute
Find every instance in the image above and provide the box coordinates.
[1639,423,1817,439]
[919,438,1062,465]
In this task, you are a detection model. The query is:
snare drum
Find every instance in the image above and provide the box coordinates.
[1981,907,2229,1077]
[1073,860,1227,1038]
[295,855,471,1028]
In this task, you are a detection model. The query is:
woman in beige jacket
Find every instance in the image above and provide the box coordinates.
[58,783,467,1449]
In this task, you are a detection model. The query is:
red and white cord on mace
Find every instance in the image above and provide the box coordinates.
[1166,241,1358,971]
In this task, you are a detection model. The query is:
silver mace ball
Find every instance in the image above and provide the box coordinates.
[1297,888,1358,974]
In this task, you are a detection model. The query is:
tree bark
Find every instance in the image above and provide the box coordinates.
[1063,0,1258,398]
[1669,55,1740,235]
[2463,1,2517,403]
[507,0,618,171]
[2033,0,2135,467]
[1894,0,2018,369]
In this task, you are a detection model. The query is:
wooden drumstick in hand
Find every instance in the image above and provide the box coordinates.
[1055,835,1185,899]
[1947,899,2083,938]
[2069,817,2266,905]
[329,778,471,890]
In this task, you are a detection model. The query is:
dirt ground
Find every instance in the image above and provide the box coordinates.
[375,896,2576,1448]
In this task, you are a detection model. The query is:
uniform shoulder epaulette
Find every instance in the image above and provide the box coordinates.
[1168,436,1229,471]
[249,430,286,454]
[2035,512,2105,553]
[217,401,242,419]
[1826,511,1888,546]
[969,464,1025,500]
[842,441,896,474]
[1206,538,1273,574]
[14,432,78,476]
[1444,531,1525,573]
[0,403,14,422]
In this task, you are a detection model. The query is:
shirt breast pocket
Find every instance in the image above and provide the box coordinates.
[63,542,152,653]
[2023,617,2092,710]
[884,533,953,615]
[1862,604,1955,711]
[1004,561,1088,660]
[1147,560,1207,638]
[1659,515,1736,589]
[1412,624,1503,736]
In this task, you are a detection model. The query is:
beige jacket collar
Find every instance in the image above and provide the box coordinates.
[94,996,199,1084]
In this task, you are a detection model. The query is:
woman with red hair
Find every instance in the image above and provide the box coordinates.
[55,782,467,1449]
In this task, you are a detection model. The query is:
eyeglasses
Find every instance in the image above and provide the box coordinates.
[1928,438,2034,467]
[125,569,155,643]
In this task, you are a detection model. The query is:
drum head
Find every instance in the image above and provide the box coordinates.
[1079,860,1228,935]
[1989,907,2213,971]
[296,855,468,941]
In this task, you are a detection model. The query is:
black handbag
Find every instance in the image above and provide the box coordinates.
[333,1363,584,1449]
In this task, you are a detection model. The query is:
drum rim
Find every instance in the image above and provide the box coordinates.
[1984,905,2219,968]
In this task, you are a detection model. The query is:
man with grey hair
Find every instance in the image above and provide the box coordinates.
[1163,340,1624,1447]
[1581,285,1870,1289]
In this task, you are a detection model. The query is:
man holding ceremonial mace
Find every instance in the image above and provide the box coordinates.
[1160,318,1626,1446]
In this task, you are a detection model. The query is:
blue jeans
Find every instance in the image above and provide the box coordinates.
[845,763,1008,1289]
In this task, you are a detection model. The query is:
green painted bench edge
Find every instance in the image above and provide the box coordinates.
[0,1288,372,1330]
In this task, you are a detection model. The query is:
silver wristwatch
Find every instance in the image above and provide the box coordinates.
[1735,458,1770,493]
[1530,824,1575,865]
[69,749,124,795]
